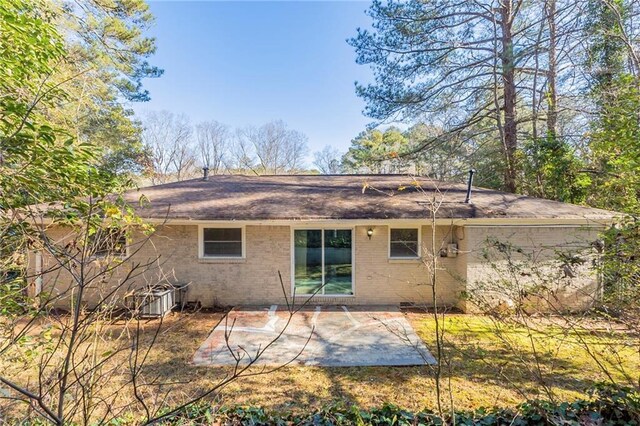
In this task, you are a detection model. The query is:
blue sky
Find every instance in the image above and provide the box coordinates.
[133,1,374,162]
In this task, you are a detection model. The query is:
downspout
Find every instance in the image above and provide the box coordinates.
[35,251,43,296]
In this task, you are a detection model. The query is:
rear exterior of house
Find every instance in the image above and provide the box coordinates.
[31,175,615,312]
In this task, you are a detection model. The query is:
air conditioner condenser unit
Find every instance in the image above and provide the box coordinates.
[126,286,176,318]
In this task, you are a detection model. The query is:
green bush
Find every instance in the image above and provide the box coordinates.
[154,384,640,425]
[600,217,640,313]
[9,385,640,425]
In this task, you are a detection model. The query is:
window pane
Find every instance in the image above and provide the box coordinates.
[390,228,419,258]
[390,228,418,242]
[294,230,322,295]
[113,235,127,256]
[93,229,126,257]
[204,241,242,257]
[324,229,352,295]
[390,242,419,258]
[203,228,241,242]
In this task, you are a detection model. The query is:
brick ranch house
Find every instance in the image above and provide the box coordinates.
[31,174,617,312]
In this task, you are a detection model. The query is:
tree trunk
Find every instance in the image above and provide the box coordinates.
[501,1,518,193]
[546,0,558,138]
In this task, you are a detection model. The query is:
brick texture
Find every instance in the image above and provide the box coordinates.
[461,225,603,312]
[30,223,602,311]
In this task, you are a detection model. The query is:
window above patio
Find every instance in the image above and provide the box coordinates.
[200,227,244,258]
[389,228,420,259]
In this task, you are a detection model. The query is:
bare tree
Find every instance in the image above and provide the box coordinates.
[196,120,230,175]
[313,145,343,174]
[233,120,308,175]
[142,111,196,184]
[466,233,640,401]
[364,177,455,419]
[229,127,259,174]
[0,197,315,424]
[172,141,197,182]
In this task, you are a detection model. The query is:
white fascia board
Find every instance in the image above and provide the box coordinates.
[143,216,615,228]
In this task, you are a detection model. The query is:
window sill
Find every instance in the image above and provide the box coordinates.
[198,257,246,264]
[293,294,355,298]
[90,255,127,262]
[388,258,422,264]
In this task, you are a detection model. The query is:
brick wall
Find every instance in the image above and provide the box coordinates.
[125,224,292,307]
[346,225,463,307]
[31,224,464,308]
[30,223,602,311]
[460,225,603,312]
[142,224,463,307]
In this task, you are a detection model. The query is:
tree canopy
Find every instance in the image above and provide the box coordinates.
[348,0,639,212]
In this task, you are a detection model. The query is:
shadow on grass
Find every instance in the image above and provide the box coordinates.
[118,312,627,415]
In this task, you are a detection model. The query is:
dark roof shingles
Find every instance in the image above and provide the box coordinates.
[124,174,615,221]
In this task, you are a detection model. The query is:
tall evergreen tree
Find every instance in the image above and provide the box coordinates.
[350,0,534,192]
[46,0,163,178]
[586,0,640,213]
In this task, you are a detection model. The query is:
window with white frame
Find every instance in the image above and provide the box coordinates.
[92,228,127,258]
[201,227,243,258]
[389,228,420,258]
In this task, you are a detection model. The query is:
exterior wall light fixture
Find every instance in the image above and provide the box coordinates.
[367,228,374,240]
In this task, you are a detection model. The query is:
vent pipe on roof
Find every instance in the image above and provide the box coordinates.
[464,169,476,204]
[202,167,209,181]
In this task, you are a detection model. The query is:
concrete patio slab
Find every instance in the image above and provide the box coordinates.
[192,305,435,367]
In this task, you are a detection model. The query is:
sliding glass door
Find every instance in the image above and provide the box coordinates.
[323,230,353,294]
[293,230,322,295]
[293,229,353,295]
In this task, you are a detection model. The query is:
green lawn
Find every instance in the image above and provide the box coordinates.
[412,314,639,405]
[2,312,637,423]
[219,313,639,412]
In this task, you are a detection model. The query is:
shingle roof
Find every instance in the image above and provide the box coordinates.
[123,174,616,222]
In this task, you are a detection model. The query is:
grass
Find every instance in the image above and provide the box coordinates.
[412,314,639,405]
[0,311,638,423]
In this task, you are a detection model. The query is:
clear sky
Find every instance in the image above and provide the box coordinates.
[132,1,374,163]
